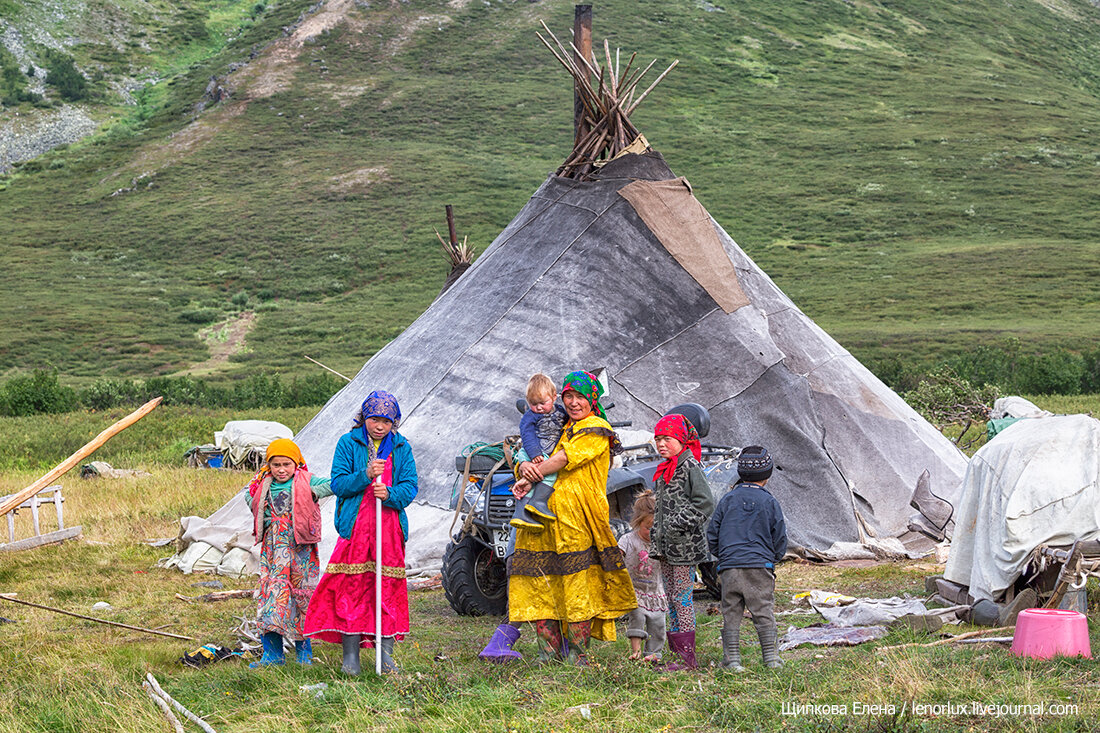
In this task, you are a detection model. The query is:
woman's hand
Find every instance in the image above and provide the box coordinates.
[367,459,386,481]
[518,461,544,482]
[372,483,389,501]
[512,479,531,499]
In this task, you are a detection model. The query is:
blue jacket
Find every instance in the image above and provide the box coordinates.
[706,482,787,571]
[330,429,418,541]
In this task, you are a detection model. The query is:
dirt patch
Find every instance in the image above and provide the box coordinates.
[183,311,256,375]
[328,165,390,194]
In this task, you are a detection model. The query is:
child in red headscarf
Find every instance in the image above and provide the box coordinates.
[651,413,715,670]
[245,438,333,667]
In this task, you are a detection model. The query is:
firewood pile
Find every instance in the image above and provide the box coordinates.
[537,21,677,180]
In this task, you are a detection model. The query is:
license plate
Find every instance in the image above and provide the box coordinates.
[493,530,509,557]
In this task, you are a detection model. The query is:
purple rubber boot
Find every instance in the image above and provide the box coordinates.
[478,623,523,662]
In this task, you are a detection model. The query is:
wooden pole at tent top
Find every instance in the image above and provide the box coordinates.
[0,397,162,518]
[572,5,592,148]
[445,204,458,246]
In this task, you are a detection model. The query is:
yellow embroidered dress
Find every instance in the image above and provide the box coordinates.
[507,414,637,640]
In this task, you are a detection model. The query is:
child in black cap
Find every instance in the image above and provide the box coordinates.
[706,445,787,671]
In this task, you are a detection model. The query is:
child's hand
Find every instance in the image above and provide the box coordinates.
[531,455,545,465]
[372,483,389,501]
[367,459,386,481]
[512,479,531,499]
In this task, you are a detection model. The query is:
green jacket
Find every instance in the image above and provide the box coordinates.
[652,453,715,565]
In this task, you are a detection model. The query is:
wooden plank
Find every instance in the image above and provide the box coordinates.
[0,398,161,517]
[0,526,82,552]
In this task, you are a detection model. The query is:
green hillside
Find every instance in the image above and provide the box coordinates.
[2,0,1099,386]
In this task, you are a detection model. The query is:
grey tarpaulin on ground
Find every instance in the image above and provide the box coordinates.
[189,151,968,569]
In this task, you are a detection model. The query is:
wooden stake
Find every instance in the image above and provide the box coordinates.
[0,594,196,640]
[0,397,162,518]
[146,673,218,733]
[303,355,352,382]
[143,681,186,733]
[445,204,458,246]
[877,625,1014,653]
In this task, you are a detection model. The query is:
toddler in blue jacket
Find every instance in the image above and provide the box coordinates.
[706,445,787,671]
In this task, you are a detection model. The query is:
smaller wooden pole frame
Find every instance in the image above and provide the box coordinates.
[572,5,592,146]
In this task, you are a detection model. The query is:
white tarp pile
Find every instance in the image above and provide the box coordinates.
[944,413,1100,601]
[216,420,293,469]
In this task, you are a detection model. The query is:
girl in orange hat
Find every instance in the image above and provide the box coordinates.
[246,438,332,667]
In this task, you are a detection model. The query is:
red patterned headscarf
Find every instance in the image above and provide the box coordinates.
[652,414,702,484]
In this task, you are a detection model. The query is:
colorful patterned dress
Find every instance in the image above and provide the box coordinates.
[507,414,637,641]
[254,475,332,640]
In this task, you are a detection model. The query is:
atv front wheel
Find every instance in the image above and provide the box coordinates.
[441,534,508,616]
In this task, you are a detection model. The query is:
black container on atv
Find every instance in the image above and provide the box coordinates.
[440,403,740,617]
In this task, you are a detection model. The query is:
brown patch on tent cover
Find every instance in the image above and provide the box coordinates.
[618,177,750,314]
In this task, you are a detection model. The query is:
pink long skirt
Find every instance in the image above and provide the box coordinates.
[303,495,409,647]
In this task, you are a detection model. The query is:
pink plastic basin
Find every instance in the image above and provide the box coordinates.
[1010,608,1092,660]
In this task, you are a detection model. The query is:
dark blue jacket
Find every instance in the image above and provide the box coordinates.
[519,403,568,458]
[330,429,418,541]
[706,482,787,571]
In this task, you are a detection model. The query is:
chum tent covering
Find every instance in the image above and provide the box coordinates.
[287,152,967,564]
[172,152,966,572]
[944,414,1100,602]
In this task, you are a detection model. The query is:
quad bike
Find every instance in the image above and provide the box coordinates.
[440,402,740,616]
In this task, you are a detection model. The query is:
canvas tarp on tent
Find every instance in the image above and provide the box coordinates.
[172,152,966,573]
[944,413,1100,601]
[278,152,966,565]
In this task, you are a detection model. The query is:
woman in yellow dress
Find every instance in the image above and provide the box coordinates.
[507,370,637,665]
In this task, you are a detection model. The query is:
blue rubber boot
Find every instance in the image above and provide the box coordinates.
[249,631,286,668]
[295,638,312,665]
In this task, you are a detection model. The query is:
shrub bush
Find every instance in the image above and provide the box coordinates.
[179,308,221,324]
[42,50,88,102]
[0,370,79,417]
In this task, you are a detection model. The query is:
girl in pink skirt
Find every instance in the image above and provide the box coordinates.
[303,390,418,675]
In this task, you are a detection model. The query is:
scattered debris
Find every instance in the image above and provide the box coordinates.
[779,623,889,651]
[179,643,244,668]
[91,601,112,612]
[192,580,224,590]
[299,682,327,699]
[79,461,152,479]
[0,593,195,640]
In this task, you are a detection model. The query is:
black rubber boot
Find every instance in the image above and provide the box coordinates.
[341,634,362,676]
[509,493,544,532]
[758,624,784,669]
[719,625,744,672]
[380,637,399,674]
[525,482,557,522]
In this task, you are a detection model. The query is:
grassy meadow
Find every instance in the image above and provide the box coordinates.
[2,398,1100,731]
[3,0,1100,385]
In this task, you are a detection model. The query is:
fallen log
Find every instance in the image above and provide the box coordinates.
[143,680,185,733]
[0,593,195,641]
[175,590,254,603]
[0,397,163,517]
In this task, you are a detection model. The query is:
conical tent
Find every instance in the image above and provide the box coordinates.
[293,151,968,561]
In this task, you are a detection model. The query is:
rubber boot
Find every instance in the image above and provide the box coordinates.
[719,626,744,672]
[341,634,362,676]
[534,620,565,664]
[525,482,557,522]
[758,624,784,669]
[478,623,523,663]
[379,637,398,674]
[563,620,591,667]
[249,631,286,668]
[664,631,698,671]
[295,638,312,665]
[509,494,544,532]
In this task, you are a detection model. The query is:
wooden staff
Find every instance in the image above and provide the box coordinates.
[0,594,196,640]
[375,475,383,676]
[0,397,162,517]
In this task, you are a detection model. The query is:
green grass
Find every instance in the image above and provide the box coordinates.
[2,0,1100,384]
[2,404,1100,730]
